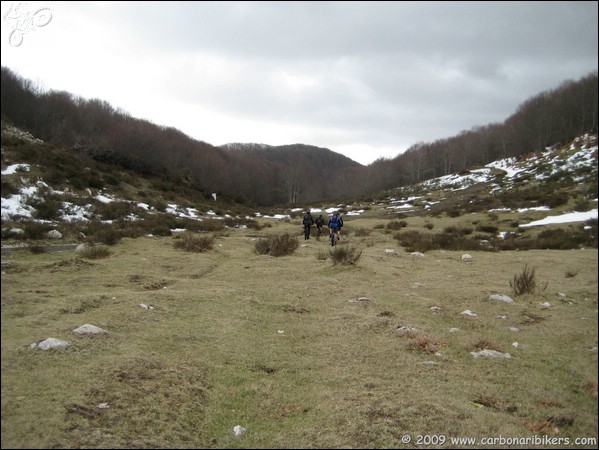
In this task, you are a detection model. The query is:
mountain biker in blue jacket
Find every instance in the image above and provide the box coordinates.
[328,212,341,242]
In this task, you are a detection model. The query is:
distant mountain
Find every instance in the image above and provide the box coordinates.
[221,142,361,169]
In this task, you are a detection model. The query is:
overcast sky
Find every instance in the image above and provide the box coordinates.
[1,1,597,165]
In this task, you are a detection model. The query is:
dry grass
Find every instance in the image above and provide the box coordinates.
[1,220,597,449]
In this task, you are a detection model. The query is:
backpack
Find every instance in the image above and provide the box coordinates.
[303,213,312,225]
[329,215,339,227]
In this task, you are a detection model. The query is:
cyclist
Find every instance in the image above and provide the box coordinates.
[328,212,341,245]
[302,210,314,240]
[335,212,344,240]
[315,214,325,238]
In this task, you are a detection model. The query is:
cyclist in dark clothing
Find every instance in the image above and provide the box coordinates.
[335,212,344,239]
[315,214,325,238]
[302,210,314,240]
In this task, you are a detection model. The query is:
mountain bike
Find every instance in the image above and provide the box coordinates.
[316,225,323,240]
[330,229,338,246]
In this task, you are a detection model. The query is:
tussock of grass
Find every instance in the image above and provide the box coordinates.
[510,264,548,296]
[329,245,363,265]
[254,233,298,256]
[79,245,111,259]
[173,232,215,252]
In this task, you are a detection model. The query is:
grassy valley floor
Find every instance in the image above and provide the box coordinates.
[1,226,597,448]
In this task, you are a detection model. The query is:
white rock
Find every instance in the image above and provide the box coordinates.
[73,324,107,335]
[489,294,514,303]
[233,425,246,436]
[32,337,71,350]
[470,349,511,359]
[139,303,155,310]
[46,229,63,239]
[460,310,478,317]
[395,326,420,336]
[461,254,473,261]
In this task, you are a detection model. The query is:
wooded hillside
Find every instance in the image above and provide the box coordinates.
[1,66,596,206]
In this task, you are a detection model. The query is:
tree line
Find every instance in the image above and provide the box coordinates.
[1,66,597,206]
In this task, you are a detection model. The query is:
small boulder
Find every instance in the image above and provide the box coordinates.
[31,337,71,350]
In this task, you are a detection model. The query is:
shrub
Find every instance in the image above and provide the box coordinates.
[28,194,62,221]
[574,199,591,211]
[23,222,53,240]
[329,245,362,266]
[510,264,547,296]
[387,220,407,230]
[473,338,503,352]
[94,201,136,221]
[254,233,298,257]
[80,245,111,259]
[1,179,20,196]
[476,224,498,233]
[315,249,328,260]
[173,232,215,252]
[444,226,473,235]
[536,228,590,249]
[394,230,435,252]
[196,219,226,232]
[545,191,569,208]
[96,227,122,246]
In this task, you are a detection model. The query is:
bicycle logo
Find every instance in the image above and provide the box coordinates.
[3,2,53,47]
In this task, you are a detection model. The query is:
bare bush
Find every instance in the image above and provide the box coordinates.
[315,249,328,260]
[329,245,362,266]
[387,220,407,230]
[254,233,298,257]
[173,232,214,252]
[80,245,111,259]
[510,264,547,296]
